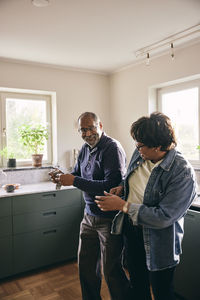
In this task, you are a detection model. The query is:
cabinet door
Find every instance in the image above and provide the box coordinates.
[13,189,82,214]
[13,222,80,274]
[0,197,11,217]
[0,216,12,237]
[13,188,83,274]
[0,236,12,279]
[13,201,81,234]
[174,210,200,300]
[0,198,12,279]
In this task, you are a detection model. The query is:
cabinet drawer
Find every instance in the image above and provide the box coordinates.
[13,223,80,274]
[13,189,81,214]
[0,197,12,217]
[174,210,200,300]
[0,216,12,237]
[13,204,82,234]
[0,236,12,279]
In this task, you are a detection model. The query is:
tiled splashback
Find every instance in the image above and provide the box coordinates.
[0,167,200,190]
[0,167,53,187]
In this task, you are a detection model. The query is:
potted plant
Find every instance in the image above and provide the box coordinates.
[0,146,16,168]
[18,123,49,167]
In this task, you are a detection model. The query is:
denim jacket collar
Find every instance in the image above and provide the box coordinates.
[159,148,177,171]
[132,147,177,172]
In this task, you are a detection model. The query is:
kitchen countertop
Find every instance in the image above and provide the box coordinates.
[1,181,200,210]
[0,181,75,198]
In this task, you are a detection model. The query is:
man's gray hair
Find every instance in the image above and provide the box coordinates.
[78,112,100,123]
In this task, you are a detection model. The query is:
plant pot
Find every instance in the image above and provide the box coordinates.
[7,158,16,168]
[32,154,43,167]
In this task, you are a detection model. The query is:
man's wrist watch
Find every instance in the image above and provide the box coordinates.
[122,202,130,213]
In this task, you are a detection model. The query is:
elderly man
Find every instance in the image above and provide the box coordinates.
[51,112,131,300]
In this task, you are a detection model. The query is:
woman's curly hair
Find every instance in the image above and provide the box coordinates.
[130,112,177,151]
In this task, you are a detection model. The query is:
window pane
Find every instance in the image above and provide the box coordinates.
[161,87,199,160]
[6,98,48,161]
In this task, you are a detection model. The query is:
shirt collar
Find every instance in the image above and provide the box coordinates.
[86,132,106,152]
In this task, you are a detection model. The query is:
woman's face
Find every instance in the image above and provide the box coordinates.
[135,142,161,162]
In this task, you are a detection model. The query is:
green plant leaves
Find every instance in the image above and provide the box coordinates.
[18,123,49,154]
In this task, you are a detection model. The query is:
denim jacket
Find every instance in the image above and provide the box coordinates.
[111,148,197,271]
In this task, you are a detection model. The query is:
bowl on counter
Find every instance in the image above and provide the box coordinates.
[2,183,21,192]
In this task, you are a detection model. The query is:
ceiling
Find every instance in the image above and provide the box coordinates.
[0,0,200,74]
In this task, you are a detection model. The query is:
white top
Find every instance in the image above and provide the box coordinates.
[127,159,162,204]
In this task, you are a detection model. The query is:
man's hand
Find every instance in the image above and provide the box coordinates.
[109,185,124,196]
[49,169,63,183]
[95,191,125,211]
[59,174,75,186]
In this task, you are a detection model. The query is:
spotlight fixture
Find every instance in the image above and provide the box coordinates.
[170,43,175,60]
[146,53,150,66]
[31,0,50,7]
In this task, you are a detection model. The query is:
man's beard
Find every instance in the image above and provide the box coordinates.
[83,133,100,148]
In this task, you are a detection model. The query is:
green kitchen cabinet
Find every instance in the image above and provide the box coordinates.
[13,188,83,274]
[13,222,80,273]
[0,188,83,278]
[174,209,200,300]
[0,197,12,279]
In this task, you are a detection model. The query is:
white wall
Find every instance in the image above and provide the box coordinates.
[0,61,110,168]
[1,41,200,168]
[109,42,200,163]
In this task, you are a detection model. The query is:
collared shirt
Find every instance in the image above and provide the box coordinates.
[72,133,126,218]
[112,148,197,271]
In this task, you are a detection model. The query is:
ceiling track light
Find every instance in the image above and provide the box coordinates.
[135,24,200,65]
[146,52,150,66]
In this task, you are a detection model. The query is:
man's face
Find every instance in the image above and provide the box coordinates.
[78,117,102,147]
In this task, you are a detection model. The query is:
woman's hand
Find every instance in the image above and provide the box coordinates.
[109,185,124,196]
[95,191,125,211]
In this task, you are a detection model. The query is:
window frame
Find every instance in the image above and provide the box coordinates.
[157,79,200,168]
[0,91,52,167]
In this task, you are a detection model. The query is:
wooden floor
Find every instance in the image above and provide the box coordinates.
[0,260,110,300]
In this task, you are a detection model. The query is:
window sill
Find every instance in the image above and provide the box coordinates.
[1,165,54,172]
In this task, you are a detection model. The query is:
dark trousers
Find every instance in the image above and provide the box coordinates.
[78,213,131,300]
[123,216,176,300]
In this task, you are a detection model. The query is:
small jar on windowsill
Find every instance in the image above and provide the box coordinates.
[7,158,16,168]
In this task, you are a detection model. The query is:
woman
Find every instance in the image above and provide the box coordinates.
[95,112,196,300]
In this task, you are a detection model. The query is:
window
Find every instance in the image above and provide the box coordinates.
[157,79,200,165]
[0,91,52,166]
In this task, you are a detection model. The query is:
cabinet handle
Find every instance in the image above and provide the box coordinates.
[43,229,57,235]
[43,211,57,216]
[42,193,56,198]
